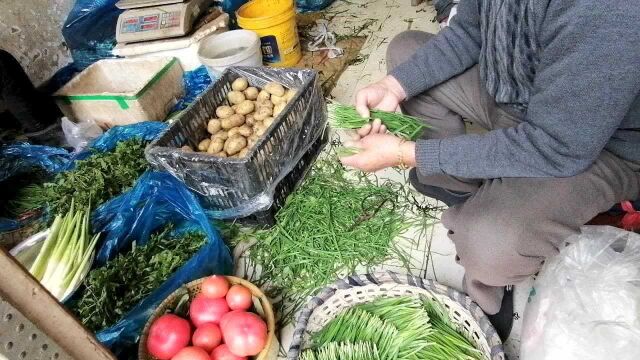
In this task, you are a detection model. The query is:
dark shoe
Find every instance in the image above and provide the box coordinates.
[487,286,514,342]
[408,168,471,207]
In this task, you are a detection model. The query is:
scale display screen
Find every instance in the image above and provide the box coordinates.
[120,11,182,33]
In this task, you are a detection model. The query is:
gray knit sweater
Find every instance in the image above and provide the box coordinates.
[390,0,640,178]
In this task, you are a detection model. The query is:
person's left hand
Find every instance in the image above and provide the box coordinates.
[340,119,416,173]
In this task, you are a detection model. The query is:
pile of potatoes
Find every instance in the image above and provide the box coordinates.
[181,77,296,158]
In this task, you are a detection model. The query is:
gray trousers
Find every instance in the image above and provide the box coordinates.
[388,31,640,314]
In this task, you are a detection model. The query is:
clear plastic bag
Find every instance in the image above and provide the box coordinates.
[521,226,640,360]
[89,171,233,349]
[61,117,104,152]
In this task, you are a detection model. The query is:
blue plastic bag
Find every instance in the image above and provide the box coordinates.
[90,171,233,349]
[297,0,336,12]
[171,66,213,113]
[62,0,122,70]
[0,143,71,183]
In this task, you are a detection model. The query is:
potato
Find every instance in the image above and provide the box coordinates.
[244,87,259,100]
[247,135,258,147]
[216,151,228,158]
[221,114,245,129]
[212,130,228,141]
[224,135,247,155]
[207,137,225,153]
[231,78,248,91]
[273,102,286,117]
[263,117,275,128]
[271,95,285,105]
[207,119,222,134]
[256,99,273,109]
[216,105,234,119]
[253,107,272,121]
[265,82,285,97]
[245,115,256,126]
[228,91,245,105]
[198,138,211,152]
[237,125,253,137]
[254,124,267,136]
[181,145,194,152]
[284,89,297,102]
[238,148,250,158]
[236,100,255,115]
[257,90,271,102]
[231,104,239,112]
[228,127,241,138]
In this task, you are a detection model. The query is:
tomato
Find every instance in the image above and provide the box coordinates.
[190,295,230,327]
[211,344,247,360]
[219,310,242,330]
[192,323,222,353]
[146,314,191,360]
[220,311,268,357]
[225,285,253,311]
[201,275,230,299]
[171,346,210,360]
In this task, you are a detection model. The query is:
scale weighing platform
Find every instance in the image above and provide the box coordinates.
[116,0,214,44]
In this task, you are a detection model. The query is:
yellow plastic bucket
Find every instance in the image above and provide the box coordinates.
[237,0,302,67]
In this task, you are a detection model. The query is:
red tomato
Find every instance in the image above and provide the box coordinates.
[211,344,247,360]
[192,323,222,353]
[190,295,230,327]
[171,346,210,360]
[201,275,230,299]
[146,314,191,360]
[219,310,243,330]
[220,311,268,357]
[225,285,253,311]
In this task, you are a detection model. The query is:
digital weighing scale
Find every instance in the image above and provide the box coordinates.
[116,0,215,44]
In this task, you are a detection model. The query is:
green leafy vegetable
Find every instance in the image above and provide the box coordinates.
[71,226,206,332]
[12,139,148,214]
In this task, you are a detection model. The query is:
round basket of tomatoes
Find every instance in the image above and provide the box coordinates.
[139,275,277,360]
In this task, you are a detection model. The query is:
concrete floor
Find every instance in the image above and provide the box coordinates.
[263,1,533,358]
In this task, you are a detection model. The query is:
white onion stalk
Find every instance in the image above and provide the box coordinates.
[29,202,100,301]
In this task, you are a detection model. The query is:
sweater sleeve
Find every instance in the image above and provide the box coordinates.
[416,1,640,178]
[389,0,482,98]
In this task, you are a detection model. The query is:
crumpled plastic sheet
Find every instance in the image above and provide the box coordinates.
[146,67,327,219]
[89,171,233,350]
[0,143,71,183]
[62,0,122,70]
[521,226,640,360]
[171,66,213,113]
[63,121,168,170]
[296,0,336,12]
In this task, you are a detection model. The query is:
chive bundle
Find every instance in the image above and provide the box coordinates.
[300,342,381,360]
[328,102,428,140]
[301,296,483,360]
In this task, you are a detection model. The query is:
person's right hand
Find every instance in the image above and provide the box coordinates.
[355,75,407,118]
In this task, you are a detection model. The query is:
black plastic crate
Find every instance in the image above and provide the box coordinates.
[146,67,327,219]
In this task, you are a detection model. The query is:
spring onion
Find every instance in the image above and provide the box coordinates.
[28,202,100,301]
[328,102,428,140]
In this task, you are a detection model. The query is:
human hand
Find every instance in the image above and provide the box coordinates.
[355,75,407,118]
[340,132,416,173]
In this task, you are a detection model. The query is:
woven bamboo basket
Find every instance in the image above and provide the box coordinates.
[287,271,505,360]
[139,276,278,360]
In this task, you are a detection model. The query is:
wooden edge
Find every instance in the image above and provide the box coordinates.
[0,249,115,360]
